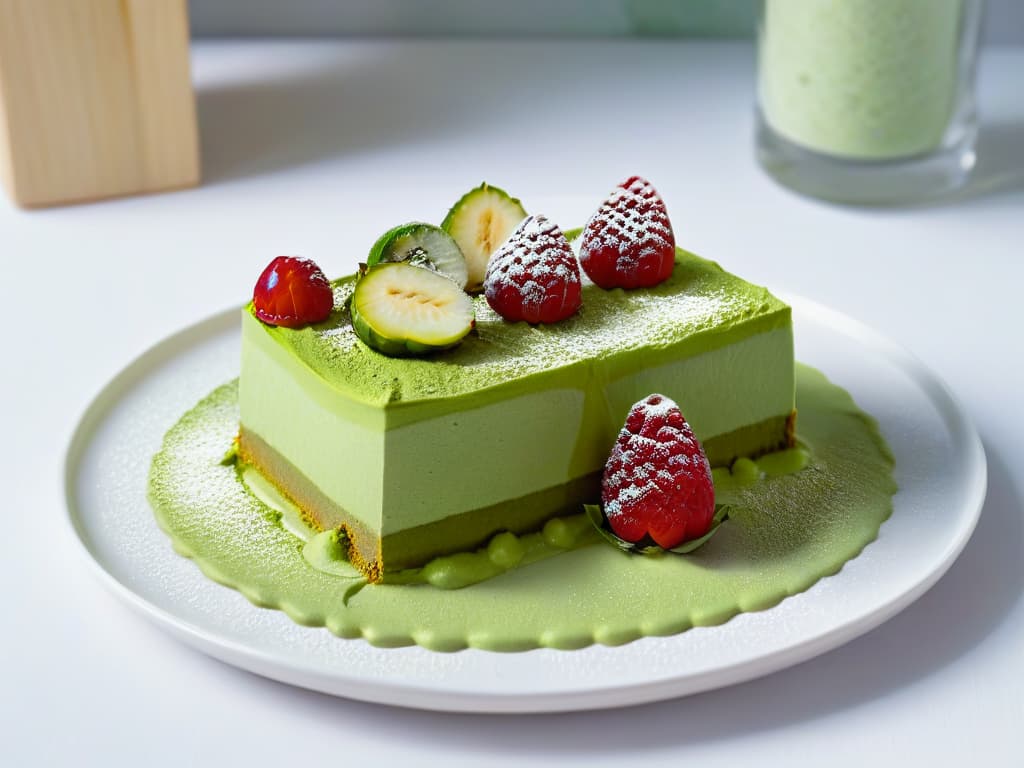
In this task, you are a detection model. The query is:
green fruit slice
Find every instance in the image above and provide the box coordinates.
[351,263,475,357]
[367,222,469,289]
[442,182,528,291]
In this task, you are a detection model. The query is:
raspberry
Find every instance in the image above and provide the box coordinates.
[601,394,714,549]
[253,256,334,328]
[483,214,582,324]
[579,176,675,290]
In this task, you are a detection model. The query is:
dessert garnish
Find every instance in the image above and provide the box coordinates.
[252,256,334,328]
[579,176,676,290]
[350,262,475,357]
[586,394,725,554]
[483,214,582,324]
[367,222,469,289]
[441,182,528,292]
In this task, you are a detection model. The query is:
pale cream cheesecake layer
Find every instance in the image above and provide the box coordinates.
[380,328,794,535]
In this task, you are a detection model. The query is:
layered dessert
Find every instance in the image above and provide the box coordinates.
[148,178,900,651]
[237,179,795,580]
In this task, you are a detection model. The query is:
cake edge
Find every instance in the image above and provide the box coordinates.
[237,410,796,580]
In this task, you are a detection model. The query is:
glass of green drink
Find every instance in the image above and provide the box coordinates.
[756,0,985,205]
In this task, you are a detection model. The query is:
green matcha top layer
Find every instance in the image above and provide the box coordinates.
[247,248,789,412]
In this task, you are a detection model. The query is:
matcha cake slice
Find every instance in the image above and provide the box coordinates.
[238,248,795,580]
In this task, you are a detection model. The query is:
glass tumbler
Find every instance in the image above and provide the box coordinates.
[756,0,984,205]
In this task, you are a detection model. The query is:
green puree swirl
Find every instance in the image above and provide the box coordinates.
[148,364,895,652]
[238,462,602,590]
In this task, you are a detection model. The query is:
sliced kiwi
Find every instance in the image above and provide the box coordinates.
[367,222,469,289]
[351,263,475,357]
[441,183,528,292]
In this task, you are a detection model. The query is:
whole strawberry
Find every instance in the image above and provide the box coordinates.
[579,176,675,290]
[601,394,714,549]
[253,256,334,328]
[484,214,582,324]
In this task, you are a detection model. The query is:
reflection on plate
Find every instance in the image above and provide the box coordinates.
[64,296,985,713]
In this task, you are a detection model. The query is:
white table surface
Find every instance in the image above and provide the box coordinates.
[2,40,1022,766]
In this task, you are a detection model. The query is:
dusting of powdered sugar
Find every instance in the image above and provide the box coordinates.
[267,245,784,407]
[148,382,303,577]
[483,214,581,321]
[579,177,675,275]
[601,394,709,519]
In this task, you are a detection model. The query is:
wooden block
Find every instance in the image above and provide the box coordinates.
[0,0,200,207]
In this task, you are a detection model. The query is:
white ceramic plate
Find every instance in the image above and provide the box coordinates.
[63,296,986,713]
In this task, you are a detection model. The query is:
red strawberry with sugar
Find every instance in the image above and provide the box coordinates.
[484,214,582,324]
[579,176,675,290]
[601,394,714,549]
[253,256,334,328]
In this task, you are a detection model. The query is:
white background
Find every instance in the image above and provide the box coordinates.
[2,40,1022,766]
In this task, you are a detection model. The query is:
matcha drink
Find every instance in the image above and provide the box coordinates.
[760,0,964,159]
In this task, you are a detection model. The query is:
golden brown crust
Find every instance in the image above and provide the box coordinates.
[239,427,384,581]
[785,409,798,448]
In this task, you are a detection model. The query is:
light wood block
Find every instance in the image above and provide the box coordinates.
[0,0,200,207]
